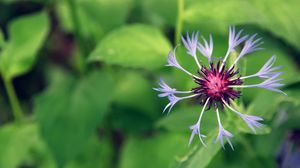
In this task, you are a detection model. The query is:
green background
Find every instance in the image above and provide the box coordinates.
[0,0,300,168]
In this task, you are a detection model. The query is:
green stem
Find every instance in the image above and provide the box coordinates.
[67,0,87,74]
[3,78,24,122]
[175,0,184,45]
[238,58,247,104]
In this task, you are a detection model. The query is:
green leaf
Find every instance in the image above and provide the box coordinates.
[109,106,154,133]
[35,70,114,166]
[0,11,49,80]
[184,0,300,51]
[113,71,159,118]
[119,133,189,168]
[57,0,133,42]
[184,0,262,32]
[66,136,113,168]
[88,24,171,70]
[252,0,300,51]
[142,0,178,26]
[0,123,40,168]
[105,71,160,133]
[246,92,281,120]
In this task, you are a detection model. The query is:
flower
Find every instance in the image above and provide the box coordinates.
[230,34,263,68]
[166,47,199,78]
[189,123,206,147]
[181,32,199,57]
[154,26,286,149]
[241,55,282,79]
[197,34,213,62]
[188,98,210,146]
[163,94,198,114]
[224,100,264,134]
[228,26,248,53]
[153,78,192,97]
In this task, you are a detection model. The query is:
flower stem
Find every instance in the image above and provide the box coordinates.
[238,58,247,104]
[175,0,184,45]
[3,78,24,122]
[67,0,87,74]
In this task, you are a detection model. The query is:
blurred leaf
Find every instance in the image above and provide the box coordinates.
[184,0,300,51]
[109,106,154,133]
[66,136,113,168]
[156,106,217,133]
[184,0,262,33]
[142,0,177,26]
[119,133,189,168]
[57,0,133,42]
[0,11,49,80]
[170,128,224,168]
[0,123,40,168]
[113,71,159,118]
[246,91,282,120]
[156,106,199,132]
[284,82,300,103]
[252,0,300,51]
[88,24,171,70]
[35,70,114,166]
[107,71,160,133]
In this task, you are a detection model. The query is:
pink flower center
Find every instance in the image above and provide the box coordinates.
[205,75,229,98]
[192,62,242,109]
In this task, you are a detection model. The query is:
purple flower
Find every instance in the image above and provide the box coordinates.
[181,32,199,57]
[216,127,234,150]
[197,34,213,62]
[166,48,182,69]
[258,74,286,94]
[224,100,264,134]
[228,26,248,52]
[222,26,248,65]
[188,99,210,146]
[154,26,286,149]
[166,48,199,78]
[215,108,234,149]
[163,94,198,114]
[230,34,263,68]
[256,55,282,79]
[232,73,286,95]
[189,123,206,146]
[240,115,264,133]
[153,79,176,97]
[241,55,282,79]
[239,34,263,57]
[163,94,181,114]
[153,78,193,97]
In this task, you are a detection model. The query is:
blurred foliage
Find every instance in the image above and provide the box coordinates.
[0,0,300,168]
[0,11,49,80]
[88,24,171,70]
[35,70,114,166]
